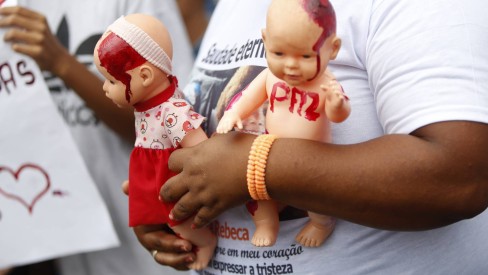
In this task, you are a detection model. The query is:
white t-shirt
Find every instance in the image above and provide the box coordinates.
[183,0,488,274]
[18,1,193,275]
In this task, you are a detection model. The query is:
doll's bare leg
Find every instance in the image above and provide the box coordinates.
[248,200,279,247]
[170,217,217,270]
[295,211,336,247]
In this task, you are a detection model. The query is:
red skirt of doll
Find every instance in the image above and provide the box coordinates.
[128,146,182,227]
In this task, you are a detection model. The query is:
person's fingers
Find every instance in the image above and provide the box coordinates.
[0,6,44,20]
[153,249,194,271]
[4,28,43,58]
[133,225,195,270]
[9,43,42,59]
[160,172,189,203]
[0,6,46,31]
[165,148,196,203]
[121,180,129,195]
[167,147,189,173]
[3,27,43,44]
[192,205,220,228]
[164,180,222,228]
[168,191,204,222]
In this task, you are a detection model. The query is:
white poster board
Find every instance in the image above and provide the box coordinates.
[0,1,120,268]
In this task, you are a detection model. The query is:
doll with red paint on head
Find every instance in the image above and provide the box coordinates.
[217,0,351,247]
[93,14,216,270]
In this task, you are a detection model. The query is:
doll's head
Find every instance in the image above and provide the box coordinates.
[262,0,341,86]
[94,14,174,108]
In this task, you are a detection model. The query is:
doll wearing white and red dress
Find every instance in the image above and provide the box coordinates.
[130,75,205,227]
[94,14,215,270]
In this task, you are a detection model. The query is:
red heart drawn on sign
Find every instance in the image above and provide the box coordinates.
[0,163,51,214]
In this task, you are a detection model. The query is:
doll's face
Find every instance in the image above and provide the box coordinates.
[264,29,319,86]
[94,53,148,108]
[263,22,338,87]
[94,55,131,108]
[94,46,151,108]
[263,0,340,87]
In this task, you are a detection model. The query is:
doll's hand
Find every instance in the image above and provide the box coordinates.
[122,180,195,270]
[216,111,243,134]
[161,132,254,228]
[320,79,351,123]
[0,6,71,76]
[321,79,348,107]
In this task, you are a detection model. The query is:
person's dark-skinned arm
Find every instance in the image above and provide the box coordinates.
[162,120,488,231]
[0,6,135,141]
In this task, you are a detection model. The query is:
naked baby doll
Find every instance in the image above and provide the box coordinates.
[93,14,216,270]
[217,0,351,247]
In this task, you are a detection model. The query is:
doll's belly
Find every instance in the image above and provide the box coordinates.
[265,113,332,142]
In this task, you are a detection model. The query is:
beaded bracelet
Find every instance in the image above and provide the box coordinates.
[247,134,278,200]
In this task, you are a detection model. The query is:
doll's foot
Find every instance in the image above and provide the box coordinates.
[252,231,277,247]
[252,222,279,247]
[188,260,208,270]
[295,219,336,247]
[188,257,210,270]
[187,241,217,270]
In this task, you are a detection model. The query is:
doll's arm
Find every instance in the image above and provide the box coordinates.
[321,78,351,123]
[180,127,207,148]
[217,111,245,134]
[216,69,269,133]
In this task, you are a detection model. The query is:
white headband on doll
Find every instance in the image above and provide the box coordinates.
[107,16,173,76]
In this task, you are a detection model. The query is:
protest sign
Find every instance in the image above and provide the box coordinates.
[0,3,119,267]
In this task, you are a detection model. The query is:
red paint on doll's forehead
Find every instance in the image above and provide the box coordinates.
[300,0,336,81]
[301,0,336,52]
[98,32,147,102]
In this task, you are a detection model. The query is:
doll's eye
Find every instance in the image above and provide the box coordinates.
[302,54,312,59]
[109,80,115,84]
[274,52,283,56]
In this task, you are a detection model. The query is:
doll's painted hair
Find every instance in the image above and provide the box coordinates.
[297,0,337,81]
[301,0,337,52]
[97,32,146,102]
[97,16,174,103]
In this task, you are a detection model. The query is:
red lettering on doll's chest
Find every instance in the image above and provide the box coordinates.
[269,82,320,121]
